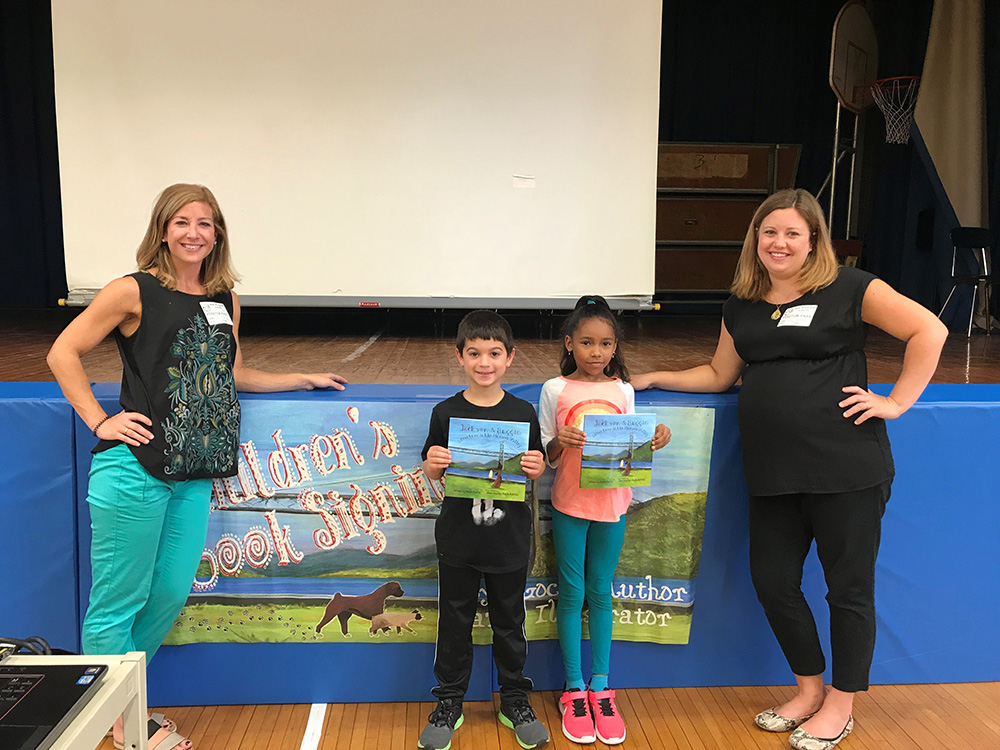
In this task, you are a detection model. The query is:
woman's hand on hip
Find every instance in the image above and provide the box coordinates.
[96,411,154,445]
[839,386,903,424]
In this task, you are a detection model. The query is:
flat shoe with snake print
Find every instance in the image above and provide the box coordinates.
[753,707,817,732]
[788,715,854,750]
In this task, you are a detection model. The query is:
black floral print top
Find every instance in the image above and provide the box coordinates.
[94,272,240,480]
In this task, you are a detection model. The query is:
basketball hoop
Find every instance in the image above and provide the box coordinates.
[870,76,920,144]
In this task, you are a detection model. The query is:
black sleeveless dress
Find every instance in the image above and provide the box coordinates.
[723,266,894,496]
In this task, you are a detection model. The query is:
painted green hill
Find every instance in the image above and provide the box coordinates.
[617,492,706,579]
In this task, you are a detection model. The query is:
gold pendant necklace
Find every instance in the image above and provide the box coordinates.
[771,304,783,321]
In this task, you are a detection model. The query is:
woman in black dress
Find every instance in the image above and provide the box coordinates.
[632,189,947,750]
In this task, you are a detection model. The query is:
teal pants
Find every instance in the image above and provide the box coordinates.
[551,507,627,687]
[82,444,213,663]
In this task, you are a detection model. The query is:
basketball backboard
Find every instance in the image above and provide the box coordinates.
[830,0,879,113]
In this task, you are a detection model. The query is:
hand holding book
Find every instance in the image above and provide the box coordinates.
[652,423,671,451]
[546,425,587,464]
[423,445,452,480]
[520,449,546,480]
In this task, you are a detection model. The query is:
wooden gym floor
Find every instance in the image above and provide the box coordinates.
[1,307,997,750]
[92,682,1000,750]
[2,306,999,385]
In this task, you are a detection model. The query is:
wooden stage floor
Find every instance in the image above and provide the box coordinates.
[3,306,999,385]
[2,307,997,750]
[87,683,1000,750]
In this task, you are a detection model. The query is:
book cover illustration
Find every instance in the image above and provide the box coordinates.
[580,413,656,488]
[446,417,530,501]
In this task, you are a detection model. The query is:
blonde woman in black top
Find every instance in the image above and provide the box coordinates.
[48,184,346,750]
[632,189,946,750]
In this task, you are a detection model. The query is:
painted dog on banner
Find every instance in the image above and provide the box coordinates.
[315,580,404,636]
[369,608,423,636]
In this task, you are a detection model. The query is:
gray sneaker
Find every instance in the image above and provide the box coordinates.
[499,698,550,749]
[417,698,464,750]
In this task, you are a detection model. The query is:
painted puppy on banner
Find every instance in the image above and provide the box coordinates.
[369,608,423,636]
[315,580,404,636]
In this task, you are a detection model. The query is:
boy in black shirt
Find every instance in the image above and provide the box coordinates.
[418,310,549,750]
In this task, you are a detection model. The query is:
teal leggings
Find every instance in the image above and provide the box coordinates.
[551,507,627,686]
[82,444,213,663]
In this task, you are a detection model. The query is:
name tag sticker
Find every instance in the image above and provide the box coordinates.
[200,301,233,326]
[777,304,818,327]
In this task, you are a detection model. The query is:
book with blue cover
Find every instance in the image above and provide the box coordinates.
[580,413,656,488]
[446,418,530,501]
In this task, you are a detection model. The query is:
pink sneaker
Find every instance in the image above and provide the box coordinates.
[559,688,596,743]
[588,688,626,744]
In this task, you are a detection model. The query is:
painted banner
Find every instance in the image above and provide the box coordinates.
[164,395,715,647]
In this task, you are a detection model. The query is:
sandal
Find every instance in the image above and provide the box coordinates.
[146,725,191,750]
[113,713,188,750]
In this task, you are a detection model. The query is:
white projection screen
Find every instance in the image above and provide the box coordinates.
[52,1,661,309]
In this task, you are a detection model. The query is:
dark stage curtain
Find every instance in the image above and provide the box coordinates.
[986,0,1000,284]
[864,1,998,321]
[855,1,935,304]
[0,0,66,308]
[0,0,991,311]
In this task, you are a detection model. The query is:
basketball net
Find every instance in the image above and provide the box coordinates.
[870,76,920,144]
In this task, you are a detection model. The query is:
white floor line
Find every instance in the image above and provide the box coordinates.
[299,702,327,750]
[342,329,384,362]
